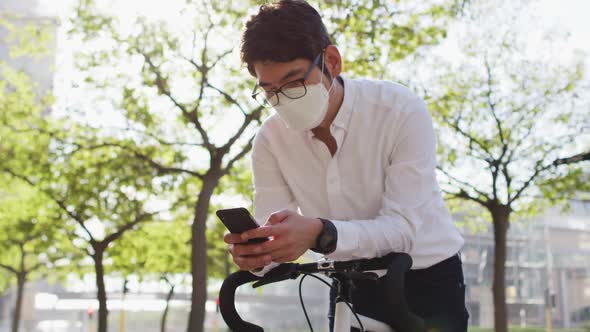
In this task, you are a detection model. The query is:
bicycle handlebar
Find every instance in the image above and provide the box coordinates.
[219,252,425,332]
[218,271,264,332]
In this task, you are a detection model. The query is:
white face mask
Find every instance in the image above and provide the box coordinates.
[273,58,335,131]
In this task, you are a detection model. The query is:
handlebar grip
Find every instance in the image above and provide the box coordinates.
[218,270,264,332]
[354,252,411,271]
[382,253,426,332]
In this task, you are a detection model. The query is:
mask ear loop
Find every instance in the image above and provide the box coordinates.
[320,49,334,94]
[321,51,336,94]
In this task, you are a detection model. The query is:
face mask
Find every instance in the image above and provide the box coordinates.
[273,57,335,131]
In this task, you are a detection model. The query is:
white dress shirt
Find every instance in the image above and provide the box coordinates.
[250,76,464,274]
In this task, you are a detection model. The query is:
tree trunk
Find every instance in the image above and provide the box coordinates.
[187,175,218,332]
[160,283,175,332]
[11,272,26,332]
[491,205,510,332]
[94,248,109,332]
[224,249,231,278]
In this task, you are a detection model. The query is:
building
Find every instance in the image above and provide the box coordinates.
[461,198,590,328]
[0,0,58,330]
[0,0,58,94]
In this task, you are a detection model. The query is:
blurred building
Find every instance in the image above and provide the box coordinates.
[0,0,58,93]
[462,198,590,328]
[0,0,58,331]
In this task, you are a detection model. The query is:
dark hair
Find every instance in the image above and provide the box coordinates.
[240,0,332,77]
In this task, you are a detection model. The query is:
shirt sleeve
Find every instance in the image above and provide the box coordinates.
[249,128,298,276]
[325,99,439,261]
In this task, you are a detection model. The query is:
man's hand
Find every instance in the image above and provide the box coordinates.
[223,209,323,271]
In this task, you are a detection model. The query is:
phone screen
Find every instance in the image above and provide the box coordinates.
[216,207,269,244]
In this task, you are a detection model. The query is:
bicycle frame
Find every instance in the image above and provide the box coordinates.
[334,301,394,332]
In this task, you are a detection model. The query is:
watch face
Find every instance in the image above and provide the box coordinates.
[319,225,336,252]
[314,219,337,254]
[320,232,335,248]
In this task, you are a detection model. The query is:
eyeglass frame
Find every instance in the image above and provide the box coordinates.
[251,49,326,107]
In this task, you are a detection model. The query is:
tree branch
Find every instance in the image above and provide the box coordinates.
[221,133,257,176]
[443,188,488,207]
[121,126,203,147]
[507,78,580,164]
[441,116,493,159]
[23,230,44,244]
[139,51,214,152]
[64,228,93,258]
[206,82,248,116]
[483,57,511,202]
[217,103,262,154]
[484,56,506,147]
[54,199,95,241]
[189,21,215,126]
[552,150,590,166]
[0,263,18,274]
[437,166,492,201]
[509,150,590,203]
[26,261,47,274]
[1,238,22,247]
[102,210,160,245]
[77,142,204,179]
[501,159,512,202]
[0,167,96,241]
[210,49,233,69]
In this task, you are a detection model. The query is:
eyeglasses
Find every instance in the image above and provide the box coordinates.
[251,50,324,107]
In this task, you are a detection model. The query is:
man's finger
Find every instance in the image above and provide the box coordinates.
[272,253,296,263]
[230,243,264,256]
[241,225,282,241]
[267,209,292,225]
[231,239,283,256]
[224,233,244,244]
[269,248,292,262]
[234,254,272,271]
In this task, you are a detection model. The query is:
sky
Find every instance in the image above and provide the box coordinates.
[40,0,590,120]
[537,0,590,49]
[15,0,584,112]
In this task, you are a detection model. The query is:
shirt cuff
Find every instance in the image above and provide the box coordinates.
[323,220,361,261]
[249,261,280,277]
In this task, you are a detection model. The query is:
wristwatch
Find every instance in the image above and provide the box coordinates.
[311,218,338,254]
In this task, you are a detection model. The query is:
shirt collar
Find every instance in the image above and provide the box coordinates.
[332,75,355,131]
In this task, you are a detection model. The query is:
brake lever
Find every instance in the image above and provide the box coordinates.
[252,263,300,288]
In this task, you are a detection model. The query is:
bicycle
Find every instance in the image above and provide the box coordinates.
[219,252,425,332]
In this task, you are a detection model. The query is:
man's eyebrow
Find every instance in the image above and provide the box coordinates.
[259,68,305,87]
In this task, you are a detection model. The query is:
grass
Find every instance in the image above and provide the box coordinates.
[214,328,588,332]
[207,325,589,332]
[469,328,587,332]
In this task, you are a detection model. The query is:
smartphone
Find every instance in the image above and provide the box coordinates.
[216,207,269,244]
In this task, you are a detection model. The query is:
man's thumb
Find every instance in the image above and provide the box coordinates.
[267,209,291,225]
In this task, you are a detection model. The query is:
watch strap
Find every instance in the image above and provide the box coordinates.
[311,218,338,254]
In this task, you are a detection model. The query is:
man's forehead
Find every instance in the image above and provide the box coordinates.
[254,59,311,87]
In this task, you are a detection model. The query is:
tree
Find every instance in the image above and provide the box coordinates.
[109,219,191,332]
[0,20,75,332]
[0,176,79,332]
[0,96,173,332]
[68,0,467,330]
[418,2,590,330]
[1,122,175,332]
[1,9,169,332]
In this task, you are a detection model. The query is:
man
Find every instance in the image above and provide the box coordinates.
[223,1,469,331]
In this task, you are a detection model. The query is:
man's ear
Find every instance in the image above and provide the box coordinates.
[323,45,342,78]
